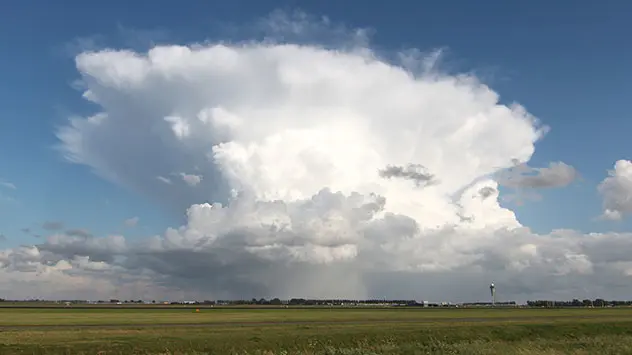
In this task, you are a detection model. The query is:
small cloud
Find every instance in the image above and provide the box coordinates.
[124,217,139,227]
[599,210,622,221]
[0,234,6,242]
[598,160,632,221]
[42,221,64,231]
[478,186,497,199]
[65,229,92,238]
[457,213,473,223]
[180,173,202,187]
[20,228,31,234]
[378,164,438,188]
[0,180,16,190]
[496,161,578,189]
[156,176,172,184]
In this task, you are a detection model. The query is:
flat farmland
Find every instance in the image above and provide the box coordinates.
[1,306,632,327]
[2,307,632,354]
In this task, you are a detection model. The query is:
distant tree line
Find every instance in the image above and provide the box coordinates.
[3,297,632,307]
[526,299,632,307]
[213,298,421,306]
[462,301,516,306]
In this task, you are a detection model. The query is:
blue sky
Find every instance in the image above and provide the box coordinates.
[1,0,631,248]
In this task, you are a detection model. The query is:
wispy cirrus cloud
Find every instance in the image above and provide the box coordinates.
[0,180,16,190]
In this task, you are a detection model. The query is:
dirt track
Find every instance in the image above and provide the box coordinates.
[0,314,626,330]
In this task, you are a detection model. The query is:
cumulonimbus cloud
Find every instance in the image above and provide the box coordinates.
[0,12,629,302]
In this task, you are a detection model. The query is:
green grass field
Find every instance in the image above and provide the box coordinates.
[2,307,632,354]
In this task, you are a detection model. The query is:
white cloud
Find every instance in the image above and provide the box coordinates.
[497,161,578,189]
[1,12,628,301]
[494,161,578,205]
[180,173,202,186]
[0,180,16,190]
[124,217,139,227]
[156,176,172,184]
[598,160,632,221]
[2,196,632,301]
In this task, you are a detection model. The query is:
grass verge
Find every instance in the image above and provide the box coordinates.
[2,308,632,354]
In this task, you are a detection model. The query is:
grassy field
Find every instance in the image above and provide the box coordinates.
[2,307,632,354]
